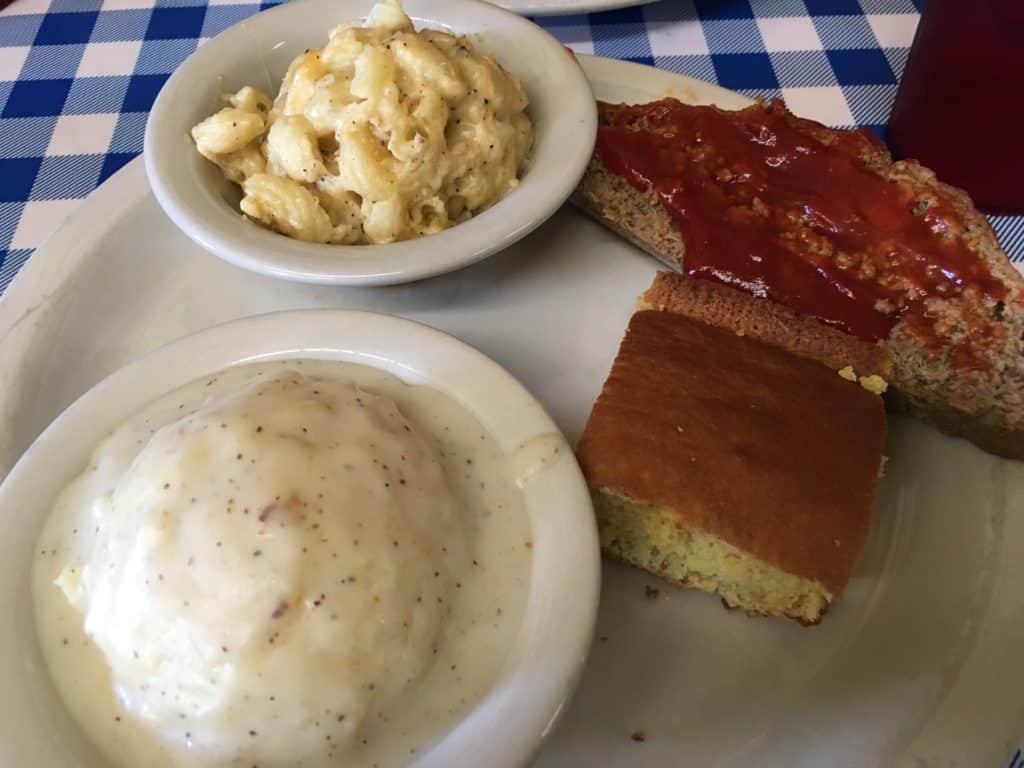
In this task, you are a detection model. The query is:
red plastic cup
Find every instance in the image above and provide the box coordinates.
[887,0,1024,215]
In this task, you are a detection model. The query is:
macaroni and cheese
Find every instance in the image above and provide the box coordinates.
[191,0,533,245]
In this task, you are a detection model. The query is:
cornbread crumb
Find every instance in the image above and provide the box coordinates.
[859,374,888,395]
[839,365,888,394]
[644,585,660,600]
[630,731,646,743]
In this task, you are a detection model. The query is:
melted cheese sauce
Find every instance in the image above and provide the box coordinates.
[33,360,531,768]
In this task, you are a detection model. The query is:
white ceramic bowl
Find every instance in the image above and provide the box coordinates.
[0,310,600,767]
[145,0,596,286]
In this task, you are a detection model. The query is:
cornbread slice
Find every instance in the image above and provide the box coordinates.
[576,306,886,624]
[640,271,893,383]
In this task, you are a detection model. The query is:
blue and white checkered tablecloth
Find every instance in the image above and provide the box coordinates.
[0,0,1022,294]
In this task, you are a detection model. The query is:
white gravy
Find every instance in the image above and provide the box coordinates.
[32,360,531,768]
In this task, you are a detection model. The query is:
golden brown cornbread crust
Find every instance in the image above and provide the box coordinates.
[639,271,892,380]
[573,100,1024,459]
[576,309,887,597]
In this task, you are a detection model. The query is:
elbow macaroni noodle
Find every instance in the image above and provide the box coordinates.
[191,0,534,245]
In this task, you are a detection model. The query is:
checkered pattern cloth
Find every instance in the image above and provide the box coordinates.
[0,0,1022,294]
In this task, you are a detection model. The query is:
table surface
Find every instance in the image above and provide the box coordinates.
[0,0,1021,295]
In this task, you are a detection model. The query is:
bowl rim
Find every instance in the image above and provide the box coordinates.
[0,309,600,767]
[143,0,597,286]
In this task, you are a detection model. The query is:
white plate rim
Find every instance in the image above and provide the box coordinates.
[495,0,661,17]
[0,308,600,767]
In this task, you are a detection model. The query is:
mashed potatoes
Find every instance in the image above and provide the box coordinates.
[33,362,530,768]
[191,0,533,245]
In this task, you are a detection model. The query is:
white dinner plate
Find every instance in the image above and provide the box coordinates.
[493,0,661,17]
[0,55,1022,767]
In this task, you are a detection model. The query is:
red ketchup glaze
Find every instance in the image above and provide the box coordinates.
[595,99,1006,342]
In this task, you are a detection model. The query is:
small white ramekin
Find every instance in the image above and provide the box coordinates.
[145,0,596,285]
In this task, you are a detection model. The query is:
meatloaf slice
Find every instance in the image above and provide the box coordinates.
[573,98,1024,459]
